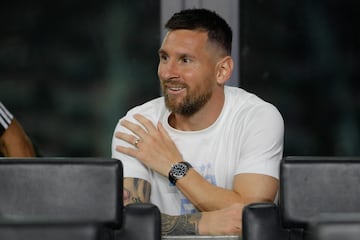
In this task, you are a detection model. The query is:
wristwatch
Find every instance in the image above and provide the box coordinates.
[168,161,193,185]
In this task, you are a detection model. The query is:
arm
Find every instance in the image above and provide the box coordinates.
[117,114,279,211]
[0,119,35,157]
[176,170,278,211]
[124,177,243,235]
[117,112,282,235]
[124,177,201,235]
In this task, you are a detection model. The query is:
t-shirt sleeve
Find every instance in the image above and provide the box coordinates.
[0,102,14,136]
[236,103,284,179]
[111,116,151,182]
[110,103,161,183]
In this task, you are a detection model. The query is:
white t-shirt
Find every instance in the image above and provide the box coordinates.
[111,86,284,215]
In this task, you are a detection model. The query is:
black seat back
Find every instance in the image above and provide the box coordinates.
[0,157,122,226]
[280,156,360,228]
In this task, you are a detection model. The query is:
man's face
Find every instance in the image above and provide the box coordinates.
[158,29,219,116]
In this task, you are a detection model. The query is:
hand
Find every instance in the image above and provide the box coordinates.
[198,203,244,235]
[115,114,183,176]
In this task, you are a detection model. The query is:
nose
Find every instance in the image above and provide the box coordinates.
[158,60,179,80]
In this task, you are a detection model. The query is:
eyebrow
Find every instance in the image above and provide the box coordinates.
[158,49,194,58]
[158,49,167,55]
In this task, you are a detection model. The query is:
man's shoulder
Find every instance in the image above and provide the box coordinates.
[224,86,282,120]
[125,96,167,121]
[225,86,274,108]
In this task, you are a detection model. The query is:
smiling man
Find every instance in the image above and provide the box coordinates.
[112,8,284,236]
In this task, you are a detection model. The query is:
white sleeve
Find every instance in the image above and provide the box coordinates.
[236,104,284,179]
[111,113,151,182]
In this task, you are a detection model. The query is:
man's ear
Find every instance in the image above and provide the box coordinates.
[216,56,234,85]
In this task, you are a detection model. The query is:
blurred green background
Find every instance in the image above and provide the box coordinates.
[0,0,160,157]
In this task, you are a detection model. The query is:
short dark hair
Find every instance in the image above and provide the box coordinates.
[165,8,232,55]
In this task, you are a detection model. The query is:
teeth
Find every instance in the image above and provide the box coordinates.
[170,87,182,91]
[168,86,184,91]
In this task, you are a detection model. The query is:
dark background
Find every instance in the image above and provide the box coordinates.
[1,0,359,157]
[0,0,160,156]
[240,0,360,156]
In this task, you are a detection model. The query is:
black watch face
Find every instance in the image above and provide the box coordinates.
[172,163,188,178]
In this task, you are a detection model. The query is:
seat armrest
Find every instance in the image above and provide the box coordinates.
[115,203,161,240]
[242,202,287,240]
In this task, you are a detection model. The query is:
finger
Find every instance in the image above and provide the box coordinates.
[133,114,157,134]
[115,131,139,147]
[116,145,138,157]
[120,119,147,139]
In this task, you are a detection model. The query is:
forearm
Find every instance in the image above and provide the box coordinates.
[176,169,245,211]
[0,119,35,157]
[176,170,278,212]
[162,205,244,236]
[122,178,244,236]
[162,212,201,235]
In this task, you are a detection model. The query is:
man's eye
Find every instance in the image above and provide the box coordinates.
[182,58,190,63]
[160,55,168,61]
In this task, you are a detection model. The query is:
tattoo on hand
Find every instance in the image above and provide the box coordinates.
[161,212,202,235]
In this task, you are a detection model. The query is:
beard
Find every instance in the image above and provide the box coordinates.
[161,81,212,116]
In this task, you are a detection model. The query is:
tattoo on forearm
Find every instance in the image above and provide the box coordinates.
[124,178,201,235]
[123,178,151,205]
[161,212,202,235]
[123,188,131,202]
[131,196,142,203]
[138,179,151,201]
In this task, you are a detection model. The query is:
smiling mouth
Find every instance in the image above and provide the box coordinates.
[168,87,184,91]
[165,84,186,94]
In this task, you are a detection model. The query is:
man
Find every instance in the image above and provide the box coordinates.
[0,101,36,157]
[112,8,284,235]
